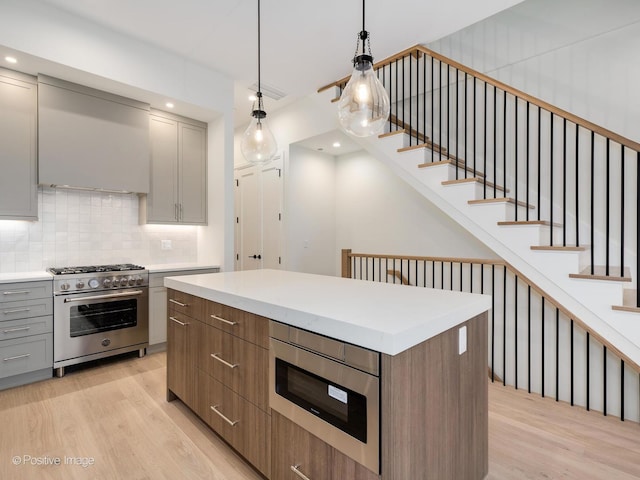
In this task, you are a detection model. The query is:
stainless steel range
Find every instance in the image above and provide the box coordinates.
[49,264,149,377]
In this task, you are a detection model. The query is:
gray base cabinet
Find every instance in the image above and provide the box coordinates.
[0,281,53,390]
[0,69,37,220]
[141,110,207,225]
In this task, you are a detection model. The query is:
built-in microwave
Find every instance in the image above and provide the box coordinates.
[269,321,380,474]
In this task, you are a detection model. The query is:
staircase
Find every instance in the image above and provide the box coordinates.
[320,45,640,421]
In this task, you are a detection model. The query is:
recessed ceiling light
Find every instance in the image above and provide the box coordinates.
[333,142,341,148]
[5,56,17,64]
[165,102,174,108]
[248,94,257,102]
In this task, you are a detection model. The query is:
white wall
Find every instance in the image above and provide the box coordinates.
[335,150,497,273]
[428,0,640,144]
[285,146,337,275]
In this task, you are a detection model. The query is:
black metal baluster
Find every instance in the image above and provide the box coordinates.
[515,96,519,221]
[528,285,531,393]
[484,83,488,198]
[459,262,463,291]
[447,64,450,161]
[431,56,434,164]
[465,73,468,179]
[481,262,484,294]
[423,260,426,288]
[450,262,453,290]
[555,308,559,401]
[603,345,607,416]
[550,114,554,246]
[491,264,495,382]
[474,77,477,177]
[514,274,518,390]
[538,107,542,221]
[621,146,625,276]
[586,331,590,410]
[502,90,506,199]
[470,263,474,293]
[563,118,567,246]
[575,125,580,246]
[455,68,459,180]
[440,261,444,289]
[402,56,406,143]
[423,54,426,150]
[432,259,435,288]
[366,255,369,280]
[503,265,507,385]
[395,59,399,139]
[526,101,530,220]
[408,54,412,145]
[638,151,640,307]
[439,60,442,162]
[620,359,625,421]
[606,138,610,275]
[591,132,595,275]
[570,319,574,405]
[371,255,375,282]
[541,297,545,397]
[493,86,497,198]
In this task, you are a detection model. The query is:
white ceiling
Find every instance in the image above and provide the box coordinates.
[31,0,524,125]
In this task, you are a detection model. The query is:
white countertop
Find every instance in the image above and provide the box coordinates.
[146,263,220,274]
[0,271,53,284]
[165,269,492,356]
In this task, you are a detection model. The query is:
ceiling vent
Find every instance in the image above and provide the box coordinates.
[249,82,286,101]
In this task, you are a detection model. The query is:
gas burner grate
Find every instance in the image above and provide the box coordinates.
[48,264,145,275]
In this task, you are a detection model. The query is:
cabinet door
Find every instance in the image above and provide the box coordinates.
[0,70,37,220]
[166,311,199,407]
[272,411,331,480]
[148,286,167,345]
[178,122,206,224]
[148,115,179,223]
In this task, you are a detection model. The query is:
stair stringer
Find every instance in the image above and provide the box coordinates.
[348,131,640,368]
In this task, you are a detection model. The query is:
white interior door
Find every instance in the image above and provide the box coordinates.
[236,167,262,270]
[234,155,284,271]
[261,161,283,270]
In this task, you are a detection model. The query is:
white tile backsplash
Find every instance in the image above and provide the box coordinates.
[0,187,198,272]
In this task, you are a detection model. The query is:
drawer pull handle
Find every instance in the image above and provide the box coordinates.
[3,353,31,362]
[3,308,31,314]
[3,291,30,296]
[211,353,238,369]
[3,326,31,334]
[169,299,187,307]
[291,465,313,480]
[210,314,237,326]
[210,405,239,426]
[169,317,189,326]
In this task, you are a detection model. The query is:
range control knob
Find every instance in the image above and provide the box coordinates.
[76,280,85,289]
[128,276,136,286]
[135,276,143,285]
[60,282,70,291]
[103,278,112,288]
[88,278,100,289]
[112,278,121,287]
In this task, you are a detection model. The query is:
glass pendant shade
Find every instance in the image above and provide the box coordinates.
[338,55,390,137]
[241,110,277,165]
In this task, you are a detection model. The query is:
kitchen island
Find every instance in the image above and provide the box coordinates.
[165,269,491,480]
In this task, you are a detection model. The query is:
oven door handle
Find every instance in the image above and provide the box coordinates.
[63,290,145,303]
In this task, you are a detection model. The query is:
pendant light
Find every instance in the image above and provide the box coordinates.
[337,0,390,137]
[241,0,277,164]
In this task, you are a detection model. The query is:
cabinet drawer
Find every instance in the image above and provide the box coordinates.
[167,289,203,319]
[0,281,52,304]
[197,370,270,478]
[0,315,53,340]
[272,411,380,480]
[0,298,53,321]
[199,323,268,410]
[0,333,52,379]
[204,300,269,348]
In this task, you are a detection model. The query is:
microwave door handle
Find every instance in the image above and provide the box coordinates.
[290,465,313,480]
[63,290,144,303]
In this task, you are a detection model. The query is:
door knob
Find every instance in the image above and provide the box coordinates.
[248,254,262,259]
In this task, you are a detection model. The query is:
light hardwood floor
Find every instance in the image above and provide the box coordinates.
[0,352,638,479]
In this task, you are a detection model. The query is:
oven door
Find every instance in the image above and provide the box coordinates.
[269,337,380,474]
[54,288,149,365]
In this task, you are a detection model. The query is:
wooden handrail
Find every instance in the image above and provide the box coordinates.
[320,45,640,153]
[341,249,640,374]
[387,269,410,285]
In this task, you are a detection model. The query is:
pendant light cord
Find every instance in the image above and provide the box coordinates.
[257,0,261,94]
[361,0,366,55]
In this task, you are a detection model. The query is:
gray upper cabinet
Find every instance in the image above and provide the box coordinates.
[37,75,150,193]
[142,110,207,225]
[0,69,37,220]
